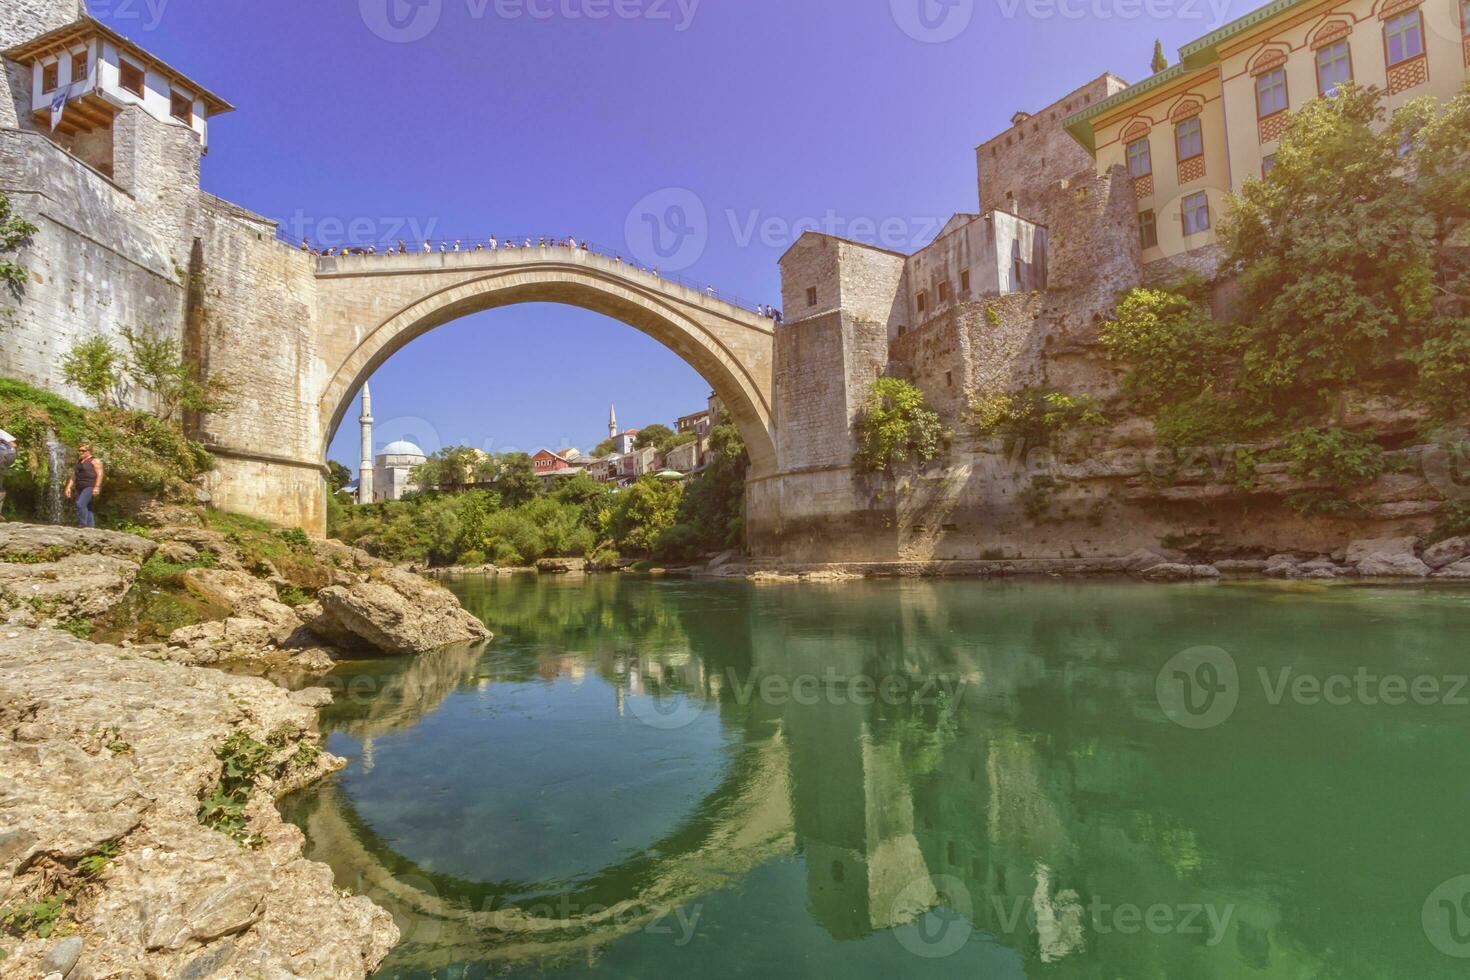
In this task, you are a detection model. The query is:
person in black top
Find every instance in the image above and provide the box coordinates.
[64,444,104,529]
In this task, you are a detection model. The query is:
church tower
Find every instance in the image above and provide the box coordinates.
[358,383,374,505]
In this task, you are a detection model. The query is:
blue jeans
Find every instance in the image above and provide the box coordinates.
[75,487,95,528]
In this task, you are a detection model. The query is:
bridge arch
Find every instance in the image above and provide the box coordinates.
[312,250,778,478]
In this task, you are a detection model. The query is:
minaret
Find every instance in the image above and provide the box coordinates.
[358,383,374,504]
[609,404,618,440]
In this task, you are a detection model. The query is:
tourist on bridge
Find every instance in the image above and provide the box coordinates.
[568,237,578,249]
[64,444,103,529]
[397,240,407,254]
[489,236,498,249]
[422,241,432,253]
[0,427,16,519]
[453,240,462,251]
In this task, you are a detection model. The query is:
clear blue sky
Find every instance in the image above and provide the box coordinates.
[92,0,1243,465]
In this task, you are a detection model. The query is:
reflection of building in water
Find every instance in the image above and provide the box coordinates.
[779,635,937,939]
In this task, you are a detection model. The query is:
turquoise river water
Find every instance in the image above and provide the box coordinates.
[279,574,1470,978]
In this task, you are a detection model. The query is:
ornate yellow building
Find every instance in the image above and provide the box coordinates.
[1065,0,1470,264]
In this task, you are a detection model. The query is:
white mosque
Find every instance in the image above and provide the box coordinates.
[357,384,427,503]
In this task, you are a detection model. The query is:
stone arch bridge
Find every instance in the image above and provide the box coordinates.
[200,246,778,536]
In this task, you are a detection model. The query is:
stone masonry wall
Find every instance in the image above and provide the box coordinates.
[111,106,204,263]
[192,197,324,532]
[976,74,1128,216]
[0,128,185,407]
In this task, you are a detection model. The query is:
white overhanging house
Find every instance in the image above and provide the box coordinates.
[4,14,233,179]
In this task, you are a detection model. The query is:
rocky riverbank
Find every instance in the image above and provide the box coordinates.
[0,523,489,672]
[696,534,1470,583]
[0,627,397,976]
[0,519,500,976]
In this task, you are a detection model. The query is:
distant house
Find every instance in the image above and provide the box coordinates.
[532,449,577,474]
[618,446,659,484]
[611,429,640,455]
[664,439,701,474]
[676,410,712,440]
[587,454,621,484]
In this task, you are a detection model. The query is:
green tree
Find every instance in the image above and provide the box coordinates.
[491,452,541,507]
[61,336,125,409]
[611,476,683,555]
[658,413,749,560]
[1098,283,1224,414]
[0,192,38,294]
[634,424,675,451]
[413,446,489,491]
[551,471,615,531]
[1220,83,1470,427]
[853,377,950,474]
[1151,39,1168,74]
[121,327,237,422]
[326,460,352,493]
[592,437,619,457]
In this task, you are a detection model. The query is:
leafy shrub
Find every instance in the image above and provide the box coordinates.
[1279,427,1385,487]
[971,387,1105,452]
[1099,286,1224,413]
[854,378,950,474]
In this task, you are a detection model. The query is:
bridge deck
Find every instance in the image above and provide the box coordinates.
[303,238,776,323]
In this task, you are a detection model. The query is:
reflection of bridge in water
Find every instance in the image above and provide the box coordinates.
[292,580,1312,974]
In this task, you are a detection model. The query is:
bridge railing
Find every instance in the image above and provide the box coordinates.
[278,228,779,318]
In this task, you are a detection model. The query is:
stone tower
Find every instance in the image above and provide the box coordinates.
[358,383,374,505]
[609,404,617,440]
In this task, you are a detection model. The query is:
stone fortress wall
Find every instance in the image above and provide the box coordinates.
[1,0,329,530]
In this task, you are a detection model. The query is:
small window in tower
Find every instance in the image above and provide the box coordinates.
[42,62,60,93]
[960,269,971,294]
[938,280,951,303]
[917,291,928,314]
[171,90,193,124]
[945,371,954,387]
[72,51,88,83]
[120,60,145,97]
[805,286,817,307]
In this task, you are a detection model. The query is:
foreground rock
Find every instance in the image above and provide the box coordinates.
[302,568,491,655]
[0,553,142,625]
[536,557,587,574]
[1346,536,1432,578]
[0,523,156,564]
[0,628,396,976]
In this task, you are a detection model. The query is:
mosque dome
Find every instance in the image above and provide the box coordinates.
[378,440,426,459]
